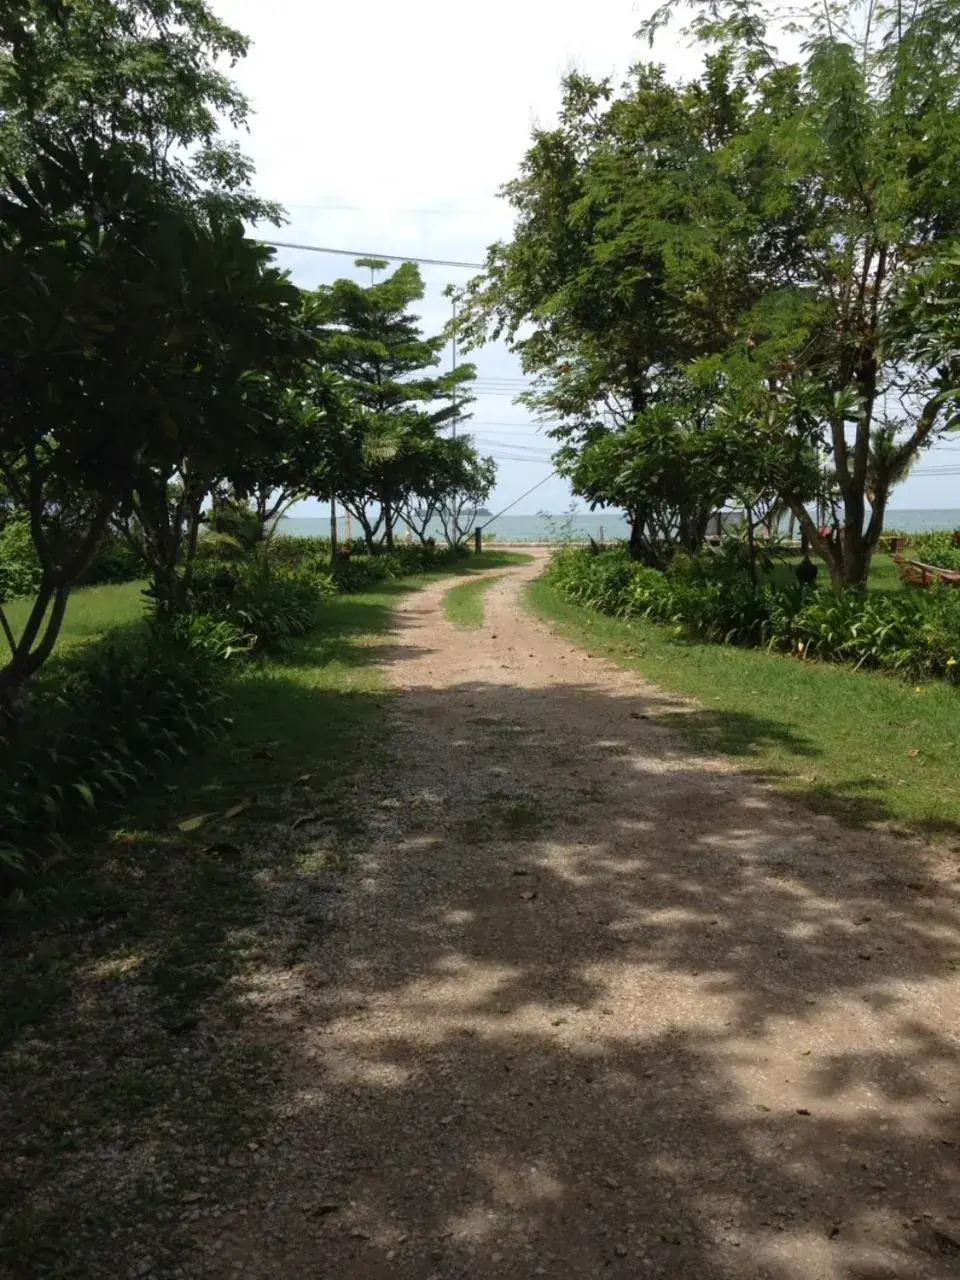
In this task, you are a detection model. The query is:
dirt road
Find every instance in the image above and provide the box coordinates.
[216,555,960,1279]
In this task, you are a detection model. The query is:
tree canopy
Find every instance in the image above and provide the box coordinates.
[456,0,960,586]
[316,260,484,550]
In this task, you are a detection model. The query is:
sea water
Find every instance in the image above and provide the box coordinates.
[281,509,960,543]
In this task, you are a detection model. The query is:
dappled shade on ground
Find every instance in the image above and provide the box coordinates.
[213,562,960,1279]
[3,558,960,1279]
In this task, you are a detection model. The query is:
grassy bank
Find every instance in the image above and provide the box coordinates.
[0,549,527,1280]
[527,576,960,839]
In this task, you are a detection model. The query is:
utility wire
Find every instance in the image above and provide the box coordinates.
[259,238,484,269]
[479,470,560,531]
[277,202,501,216]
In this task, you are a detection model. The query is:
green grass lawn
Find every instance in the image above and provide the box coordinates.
[2,578,149,653]
[527,575,960,840]
[764,551,903,593]
[442,573,504,628]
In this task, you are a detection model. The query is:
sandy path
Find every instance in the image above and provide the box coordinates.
[215,556,960,1279]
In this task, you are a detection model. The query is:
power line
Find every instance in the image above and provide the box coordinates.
[479,469,560,530]
[473,439,554,457]
[277,202,501,217]
[259,238,484,269]
[485,454,555,464]
[468,420,555,428]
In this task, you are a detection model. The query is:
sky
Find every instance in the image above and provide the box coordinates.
[214,0,960,517]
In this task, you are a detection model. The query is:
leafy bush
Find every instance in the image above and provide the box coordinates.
[0,515,41,602]
[81,529,147,585]
[331,544,466,592]
[0,613,242,873]
[901,530,960,571]
[189,560,335,652]
[548,547,960,684]
[0,519,145,602]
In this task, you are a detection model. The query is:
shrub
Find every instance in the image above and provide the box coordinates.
[0,613,242,874]
[81,530,147,585]
[189,560,335,652]
[0,515,41,602]
[266,534,336,568]
[330,544,466,593]
[902,531,960,571]
[0,519,145,603]
[547,547,960,685]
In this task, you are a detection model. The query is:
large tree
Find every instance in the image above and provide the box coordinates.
[316,259,476,551]
[642,0,960,586]
[453,58,759,556]
[396,436,497,548]
[0,140,215,712]
[459,1,960,587]
[118,228,314,613]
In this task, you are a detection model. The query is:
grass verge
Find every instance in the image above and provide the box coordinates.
[2,578,149,654]
[0,549,526,1280]
[765,551,903,594]
[526,575,960,840]
[442,573,505,628]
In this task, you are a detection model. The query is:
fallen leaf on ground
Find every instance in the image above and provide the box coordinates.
[175,813,215,832]
[291,811,324,830]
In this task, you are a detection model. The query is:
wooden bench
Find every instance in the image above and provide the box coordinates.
[892,554,960,587]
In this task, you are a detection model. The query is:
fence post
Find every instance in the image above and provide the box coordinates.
[474,526,482,555]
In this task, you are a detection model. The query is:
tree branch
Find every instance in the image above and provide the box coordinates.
[0,605,16,660]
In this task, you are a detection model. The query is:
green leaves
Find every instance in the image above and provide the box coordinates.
[314,260,484,550]
[550,545,960,683]
[0,610,239,870]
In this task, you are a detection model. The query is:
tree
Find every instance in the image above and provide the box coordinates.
[437,447,497,549]
[118,228,315,613]
[0,0,278,222]
[0,141,215,713]
[396,436,496,547]
[458,2,960,587]
[636,0,960,586]
[316,259,476,551]
[452,59,757,556]
[212,345,352,550]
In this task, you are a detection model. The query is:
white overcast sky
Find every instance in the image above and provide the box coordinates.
[214,0,959,517]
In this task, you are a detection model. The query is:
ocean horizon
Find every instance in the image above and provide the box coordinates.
[281,508,960,543]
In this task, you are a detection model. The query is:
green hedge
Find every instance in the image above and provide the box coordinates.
[0,517,146,603]
[894,530,960,571]
[189,560,336,652]
[548,547,960,684]
[0,614,242,875]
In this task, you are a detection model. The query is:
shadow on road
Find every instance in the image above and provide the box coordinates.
[217,674,960,1279]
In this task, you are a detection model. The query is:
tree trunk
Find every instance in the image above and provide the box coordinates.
[628,512,645,562]
[382,497,395,551]
[745,505,757,586]
[355,511,378,553]
[0,580,69,724]
[176,492,205,610]
[329,492,338,555]
[788,499,877,592]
